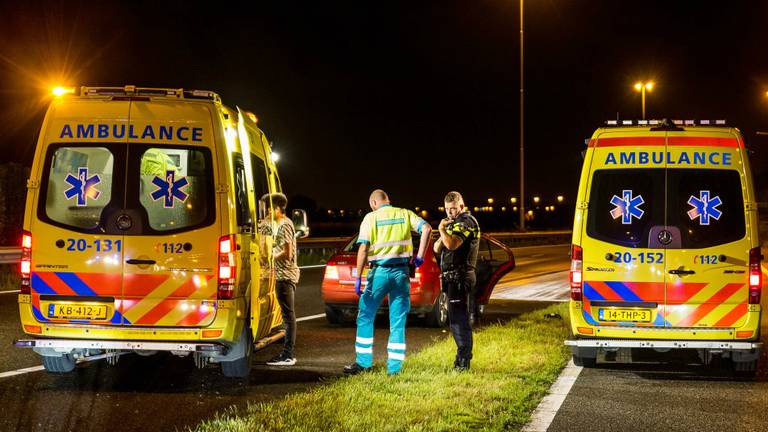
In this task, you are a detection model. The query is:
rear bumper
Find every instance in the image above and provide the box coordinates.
[565,339,762,350]
[322,283,435,307]
[14,338,224,354]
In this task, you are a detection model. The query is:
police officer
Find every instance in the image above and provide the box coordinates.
[434,191,479,370]
[344,189,431,375]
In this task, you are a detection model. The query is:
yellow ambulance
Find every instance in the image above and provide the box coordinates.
[566,119,762,373]
[15,85,308,377]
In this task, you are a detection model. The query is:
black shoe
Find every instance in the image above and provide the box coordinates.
[343,363,371,375]
[454,358,470,370]
[266,352,296,366]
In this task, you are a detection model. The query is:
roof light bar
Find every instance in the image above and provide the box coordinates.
[604,119,727,128]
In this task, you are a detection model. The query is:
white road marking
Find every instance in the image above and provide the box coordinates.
[0,365,45,379]
[522,359,583,432]
[492,270,570,302]
[296,313,325,322]
[0,290,20,294]
[0,352,126,379]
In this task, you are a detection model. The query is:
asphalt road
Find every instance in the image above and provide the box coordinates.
[0,244,569,432]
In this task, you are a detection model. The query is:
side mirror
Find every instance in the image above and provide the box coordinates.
[292,209,310,238]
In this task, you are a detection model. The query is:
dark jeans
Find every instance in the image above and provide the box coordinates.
[443,270,476,361]
[276,280,297,356]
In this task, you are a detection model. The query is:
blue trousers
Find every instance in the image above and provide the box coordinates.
[354,265,410,374]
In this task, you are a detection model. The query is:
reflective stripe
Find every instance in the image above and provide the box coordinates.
[387,342,406,350]
[376,218,405,227]
[356,346,373,354]
[372,240,411,250]
[356,337,374,344]
[416,219,426,234]
[388,351,406,360]
[369,251,412,261]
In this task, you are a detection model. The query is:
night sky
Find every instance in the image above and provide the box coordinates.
[2,1,768,210]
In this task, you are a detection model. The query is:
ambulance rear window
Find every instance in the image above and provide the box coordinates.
[586,169,665,248]
[42,146,115,230]
[667,169,745,248]
[138,147,212,232]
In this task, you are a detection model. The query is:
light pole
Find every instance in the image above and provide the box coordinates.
[519,0,525,231]
[634,81,654,120]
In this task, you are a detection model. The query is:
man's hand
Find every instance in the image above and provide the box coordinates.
[412,256,424,268]
[439,218,452,230]
[354,277,363,296]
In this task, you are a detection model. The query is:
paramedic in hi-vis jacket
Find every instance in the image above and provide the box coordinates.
[343,189,431,375]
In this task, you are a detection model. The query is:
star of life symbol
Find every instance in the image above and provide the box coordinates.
[687,190,722,225]
[64,167,101,206]
[610,189,645,224]
[151,170,189,208]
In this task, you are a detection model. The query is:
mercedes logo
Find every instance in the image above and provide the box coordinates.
[116,214,133,230]
[658,230,673,245]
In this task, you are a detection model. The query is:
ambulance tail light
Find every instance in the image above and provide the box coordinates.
[748,247,762,304]
[217,235,236,299]
[324,261,339,280]
[20,230,32,294]
[570,244,583,301]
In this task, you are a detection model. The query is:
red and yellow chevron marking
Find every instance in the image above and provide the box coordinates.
[122,274,216,327]
[583,279,749,328]
[665,282,747,328]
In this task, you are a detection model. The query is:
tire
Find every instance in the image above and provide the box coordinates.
[325,305,342,325]
[732,359,758,379]
[42,354,76,373]
[221,324,253,378]
[572,354,597,368]
[425,291,449,328]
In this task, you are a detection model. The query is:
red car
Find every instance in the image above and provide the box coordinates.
[321,231,515,327]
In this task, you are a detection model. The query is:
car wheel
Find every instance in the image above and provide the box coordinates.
[42,354,76,373]
[221,323,253,378]
[426,291,449,328]
[325,305,342,325]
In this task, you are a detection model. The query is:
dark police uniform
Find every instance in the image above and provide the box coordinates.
[439,211,480,366]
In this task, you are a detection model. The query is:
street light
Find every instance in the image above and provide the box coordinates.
[634,81,654,120]
[519,0,525,232]
[557,195,564,203]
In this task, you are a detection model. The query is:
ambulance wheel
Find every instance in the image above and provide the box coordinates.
[426,291,449,328]
[221,324,253,378]
[42,354,76,373]
[572,354,597,368]
[732,359,758,379]
[325,305,342,325]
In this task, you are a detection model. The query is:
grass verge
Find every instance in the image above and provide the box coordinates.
[192,302,570,432]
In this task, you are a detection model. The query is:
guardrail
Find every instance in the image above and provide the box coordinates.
[0,247,20,264]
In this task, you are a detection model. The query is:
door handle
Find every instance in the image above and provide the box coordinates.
[126,259,156,265]
[668,269,695,275]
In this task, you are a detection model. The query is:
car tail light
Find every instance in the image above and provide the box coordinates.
[570,244,583,301]
[324,260,339,280]
[20,230,32,294]
[217,234,236,299]
[748,247,762,304]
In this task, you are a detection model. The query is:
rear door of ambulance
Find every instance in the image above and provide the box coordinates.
[118,100,220,328]
[31,99,127,326]
[662,131,752,332]
[581,131,668,332]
